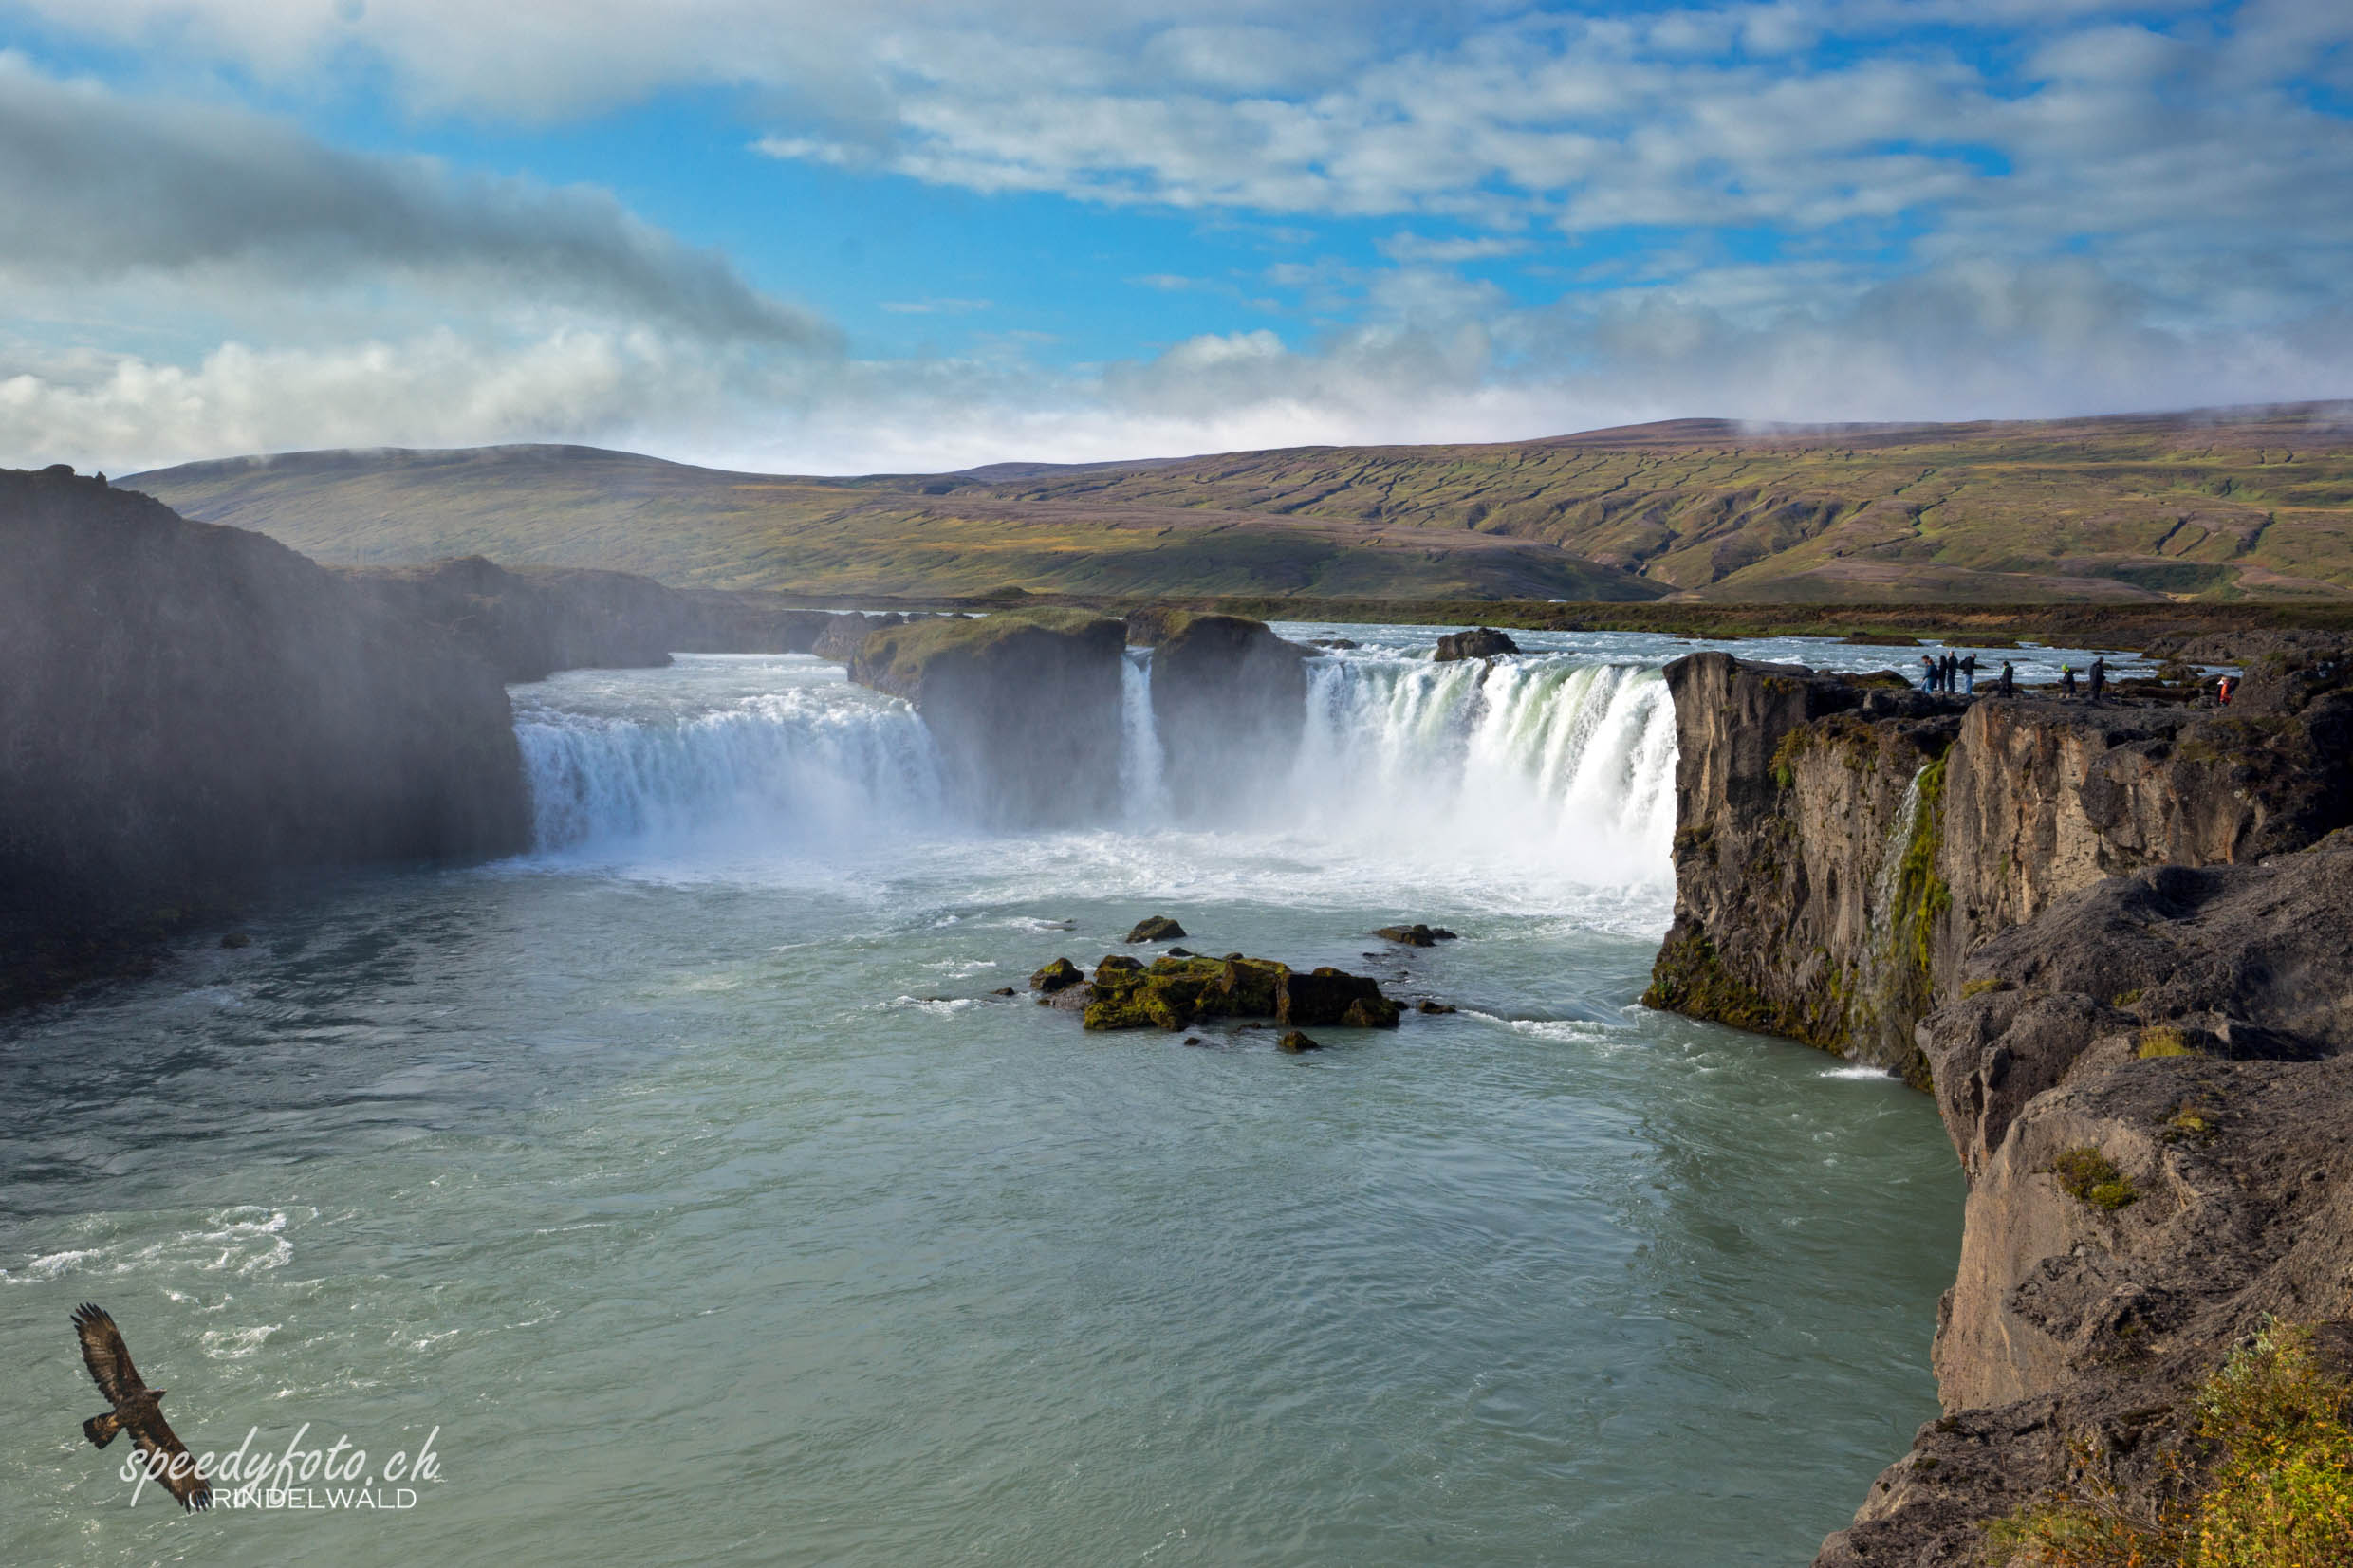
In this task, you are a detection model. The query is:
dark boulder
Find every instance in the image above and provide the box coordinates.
[1125,915,1186,942]
[1277,1031,1322,1053]
[1417,1000,1457,1014]
[1028,957,1084,993]
[1374,923,1457,947]
[1435,627,1521,661]
[1279,967,1403,1028]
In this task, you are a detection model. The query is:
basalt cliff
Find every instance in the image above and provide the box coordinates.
[2,469,849,1005]
[1640,646,2353,1562]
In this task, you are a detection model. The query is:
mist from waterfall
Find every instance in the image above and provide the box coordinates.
[510,639,1682,905]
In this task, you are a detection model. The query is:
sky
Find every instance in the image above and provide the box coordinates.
[0,0,2348,475]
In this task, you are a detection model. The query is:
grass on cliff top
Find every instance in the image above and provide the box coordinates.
[854,608,1119,688]
[1985,1321,2353,1568]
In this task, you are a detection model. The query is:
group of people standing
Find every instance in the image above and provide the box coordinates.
[1921,650,2109,701]
[1920,651,2003,695]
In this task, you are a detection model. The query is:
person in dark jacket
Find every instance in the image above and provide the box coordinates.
[2087,656,2106,704]
[2061,663,2078,698]
[1941,653,1957,692]
[1960,653,1977,694]
[1999,661,2015,697]
[1921,654,1938,692]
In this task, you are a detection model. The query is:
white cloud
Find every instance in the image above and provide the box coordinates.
[0,54,834,349]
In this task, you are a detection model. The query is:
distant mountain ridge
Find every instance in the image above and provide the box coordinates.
[124,401,2353,602]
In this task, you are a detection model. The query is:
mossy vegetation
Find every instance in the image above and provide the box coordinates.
[2052,1146,2140,1211]
[2139,1026,2203,1060]
[1078,953,1400,1032]
[1963,976,2017,999]
[1985,1321,2353,1567]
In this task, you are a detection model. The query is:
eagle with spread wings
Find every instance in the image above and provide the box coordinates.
[72,1302,213,1510]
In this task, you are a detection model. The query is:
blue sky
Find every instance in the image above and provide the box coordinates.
[0,1,2348,472]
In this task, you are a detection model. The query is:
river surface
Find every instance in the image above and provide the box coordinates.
[0,628,2135,1566]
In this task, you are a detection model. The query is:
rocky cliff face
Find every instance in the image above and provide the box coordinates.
[847,610,1127,824]
[1648,652,2353,1081]
[1817,839,2353,1566]
[1129,612,1310,818]
[344,556,836,681]
[0,468,530,1000]
[1641,647,2353,1564]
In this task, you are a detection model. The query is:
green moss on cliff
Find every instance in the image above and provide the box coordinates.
[1643,924,1848,1049]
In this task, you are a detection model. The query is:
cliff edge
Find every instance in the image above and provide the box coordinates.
[0,467,530,1002]
[1638,646,2353,1562]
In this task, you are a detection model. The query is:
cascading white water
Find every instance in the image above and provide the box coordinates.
[517,679,948,855]
[1291,655,1680,886]
[1119,649,1171,825]
[510,648,1680,890]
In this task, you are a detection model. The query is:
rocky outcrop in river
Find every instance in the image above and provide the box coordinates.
[848,610,1127,824]
[1127,611,1310,816]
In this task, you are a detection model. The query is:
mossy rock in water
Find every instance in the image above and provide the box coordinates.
[1279,967,1402,1029]
[1125,915,1186,943]
[1029,957,1084,993]
[1277,1030,1322,1053]
[1095,955,1143,977]
[1084,968,1205,1030]
[1203,957,1288,1016]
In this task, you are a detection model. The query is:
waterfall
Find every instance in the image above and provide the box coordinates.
[1119,648,1171,825]
[1292,655,1680,886]
[517,684,947,855]
[510,649,1681,888]
[1852,764,1930,1045]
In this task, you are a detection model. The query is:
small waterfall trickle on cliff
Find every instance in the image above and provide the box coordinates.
[1119,648,1171,825]
[517,677,948,855]
[1851,764,1931,1047]
[1293,655,1679,887]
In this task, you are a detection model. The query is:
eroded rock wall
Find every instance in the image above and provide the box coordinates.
[1817,840,2353,1566]
[1649,652,2353,1080]
[0,468,530,995]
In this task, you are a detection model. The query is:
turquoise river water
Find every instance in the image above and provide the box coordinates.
[0,627,2126,1566]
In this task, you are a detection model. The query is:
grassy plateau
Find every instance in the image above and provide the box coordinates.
[123,401,2353,608]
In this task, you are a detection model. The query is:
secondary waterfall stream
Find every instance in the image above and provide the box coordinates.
[0,623,1970,1568]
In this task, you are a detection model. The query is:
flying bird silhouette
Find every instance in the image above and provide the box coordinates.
[72,1302,212,1510]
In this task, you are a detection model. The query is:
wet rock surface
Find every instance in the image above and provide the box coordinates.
[848,611,1126,825]
[1,468,530,1005]
[1434,627,1522,661]
[1373,923,1457,947]
[1036,951,1404,1037]
[1124,916,1186,943]
[1130,611,1312,817]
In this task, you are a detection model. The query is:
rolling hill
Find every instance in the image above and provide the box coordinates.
[122,402,2353,603]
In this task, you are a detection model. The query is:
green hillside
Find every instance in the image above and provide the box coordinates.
[123,402,2353,602]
